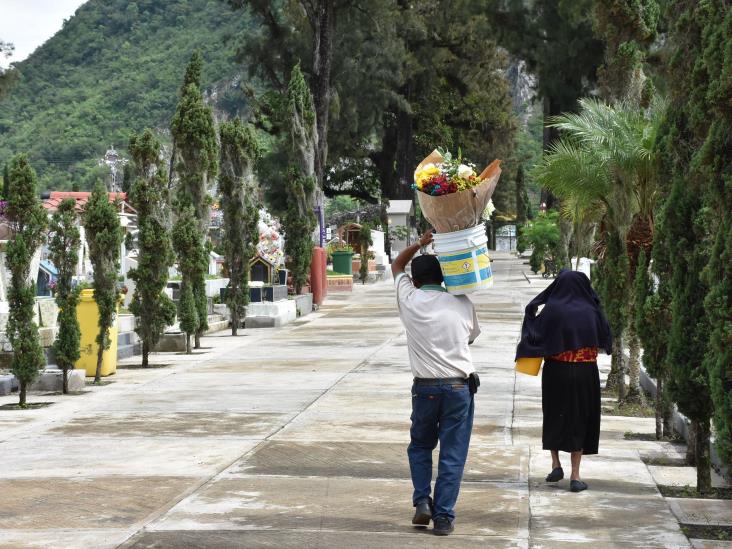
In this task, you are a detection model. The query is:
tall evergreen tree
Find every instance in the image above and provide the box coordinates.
[649,209,674,437]
[634,248,671,438]
[127,130,177,367]
[2,163,9,199]
[171,50,218,348]
[515,164,531,224]
[218,119,261,336]
[49,198,81,394]
[83,183,124,383]
[594,231,629,399]
[652,0,729,493]
[172,205,207,353]
[5,154,47,407]
[356,224,373,285]
[283,64,318,294]
[695,2,732,471]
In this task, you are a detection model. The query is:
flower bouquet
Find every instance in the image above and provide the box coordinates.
[413,149,501,233]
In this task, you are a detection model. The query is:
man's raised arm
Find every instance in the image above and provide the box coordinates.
[392,230,434,277]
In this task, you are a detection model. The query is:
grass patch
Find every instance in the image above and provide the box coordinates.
[116,363,171,370]
[681,524,732,541]
[642,456,688,467]
[659,485,732,499]
[624,431,684,443]
[0,402,54,410]
[603,400,655,417]
[326,270,351,277]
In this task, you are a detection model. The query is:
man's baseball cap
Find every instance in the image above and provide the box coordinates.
[411,254,444,284]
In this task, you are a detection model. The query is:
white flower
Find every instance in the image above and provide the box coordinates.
[482,199,496,220]
[457,164,475,179]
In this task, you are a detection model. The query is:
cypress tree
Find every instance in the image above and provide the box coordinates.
[177,281,197,355]
[284,63,317,294]
[697,4,732,470]
[634,248,671,438]
[171,50,218,348]
[649,210,674,436]
[515,164,531,224]
[357,224,373,285]
[2,163,9,200]
[595,231,629,400]
[172,205,206,353]
[5,154,47,407]
[127,130,177,367]
[652,0,730,493]
[48,198,81,394]
[83,183,124,383]
[218,119,261,336]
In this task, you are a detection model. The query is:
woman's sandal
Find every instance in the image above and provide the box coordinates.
[570,480,588,492]
[545,467,564,482]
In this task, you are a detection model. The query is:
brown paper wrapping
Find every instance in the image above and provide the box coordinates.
[415,150,502,233]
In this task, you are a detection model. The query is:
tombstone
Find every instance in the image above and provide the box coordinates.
[250,255,274,284]
[247,255,287,303]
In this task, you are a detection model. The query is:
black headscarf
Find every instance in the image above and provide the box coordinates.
[515,270,612,359]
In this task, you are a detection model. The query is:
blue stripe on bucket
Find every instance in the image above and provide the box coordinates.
[443,268,492,288]
[437,247,488,262]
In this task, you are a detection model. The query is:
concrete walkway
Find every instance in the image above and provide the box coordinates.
[0,253,692,548]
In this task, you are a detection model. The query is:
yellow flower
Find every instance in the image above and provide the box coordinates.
[415,164,441,185]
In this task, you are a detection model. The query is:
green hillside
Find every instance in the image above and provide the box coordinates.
[0,0,248,191]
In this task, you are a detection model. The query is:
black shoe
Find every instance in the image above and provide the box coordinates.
[412,499,432,526]
[433,516,454,536]
[545,467,564,482]
[570,480,588,492]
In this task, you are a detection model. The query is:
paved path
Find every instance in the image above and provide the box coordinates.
[0,253,691,548]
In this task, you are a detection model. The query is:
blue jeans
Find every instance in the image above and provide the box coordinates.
[407,380,474,521]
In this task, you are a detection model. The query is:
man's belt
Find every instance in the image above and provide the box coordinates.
[413,377,468,385]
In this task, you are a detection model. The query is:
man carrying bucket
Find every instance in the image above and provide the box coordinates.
[392,230,481,536]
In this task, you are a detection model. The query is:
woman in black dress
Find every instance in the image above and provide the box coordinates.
[515,270,612,492]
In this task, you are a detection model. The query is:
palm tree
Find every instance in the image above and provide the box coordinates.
[533,97,665,403]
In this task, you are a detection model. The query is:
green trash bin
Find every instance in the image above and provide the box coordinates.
[331,251,354,275]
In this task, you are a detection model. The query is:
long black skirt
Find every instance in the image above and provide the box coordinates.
[541,359,601,455]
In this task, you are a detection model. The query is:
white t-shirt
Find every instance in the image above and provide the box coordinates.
[395,273,480,379]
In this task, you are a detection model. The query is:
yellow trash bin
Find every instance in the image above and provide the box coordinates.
[75,289,120,377]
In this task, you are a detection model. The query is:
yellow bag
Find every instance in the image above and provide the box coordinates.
[515,357,542,376]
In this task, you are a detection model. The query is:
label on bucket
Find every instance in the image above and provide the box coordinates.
[438,246,493,293]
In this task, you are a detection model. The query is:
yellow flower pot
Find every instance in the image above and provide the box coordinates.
[75,289,120,377]
[515,357,542,376]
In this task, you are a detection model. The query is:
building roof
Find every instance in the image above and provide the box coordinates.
[386,200,414,216]
[39,259,58,277]
[41,192,135,214]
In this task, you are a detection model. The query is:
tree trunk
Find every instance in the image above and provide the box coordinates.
[655,376,663,440]
[663,394,674,438]
[312,0,334,189]
[606,336,625,400]
[94,332,105,383]
[142,341,149,368]
[695,418,712,495]
[686,420,697,466]
[62,367,69,395]
[19,380,26,407]
[194,332,201,349]
[185,334,191,354]
[624,329,643,405]
[231,311,238,337]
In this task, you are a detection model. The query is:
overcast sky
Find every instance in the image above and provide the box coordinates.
[0,0,86,68]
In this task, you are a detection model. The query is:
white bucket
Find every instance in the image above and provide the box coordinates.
[433,225,493,295]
